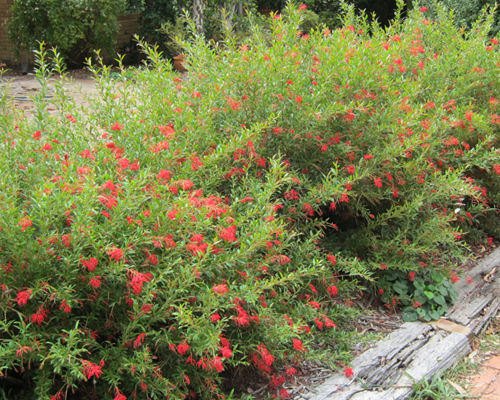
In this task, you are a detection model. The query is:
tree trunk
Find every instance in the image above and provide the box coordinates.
[192,0,204,34]
[223,2,237,31]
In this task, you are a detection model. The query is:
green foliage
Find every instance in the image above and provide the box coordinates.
[2,2,500,399]
[411,372,463,399]
[298,9,320,33]
[301,0,342,29]
[418,0,500,36]
[301,0,401,30]
[136,0,187,58]
[159,17,190,56]
[379,271,459,322]
[7,0,127,67]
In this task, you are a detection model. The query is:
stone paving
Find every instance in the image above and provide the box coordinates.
[471,355,500,399]
[1,73,98,115]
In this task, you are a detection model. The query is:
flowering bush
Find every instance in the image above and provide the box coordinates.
[2,1,500,399]
[7,0,127,66]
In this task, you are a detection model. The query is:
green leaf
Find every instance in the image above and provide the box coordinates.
[430,310,440,321]
[424,291,434,300]
[433,294,446,306]
[402,307,418,322]
[393,281,408,295]
[438,286,448,296]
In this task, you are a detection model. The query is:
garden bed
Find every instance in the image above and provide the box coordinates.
[2,3,500,400]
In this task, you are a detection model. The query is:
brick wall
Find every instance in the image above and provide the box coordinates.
[116,12,141,47]
[0,1,140,67]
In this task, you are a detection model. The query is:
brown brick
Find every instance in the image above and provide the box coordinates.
[471,368,500,397]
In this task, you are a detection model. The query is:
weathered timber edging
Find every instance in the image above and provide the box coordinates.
[299,248,500,400]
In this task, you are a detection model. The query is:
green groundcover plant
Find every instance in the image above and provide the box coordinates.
[2,1,500,399]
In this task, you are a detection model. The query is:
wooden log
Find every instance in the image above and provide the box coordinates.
[445,247,500,331]
[304,324,471,400]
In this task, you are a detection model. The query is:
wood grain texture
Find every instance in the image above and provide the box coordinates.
[305,324,471,400]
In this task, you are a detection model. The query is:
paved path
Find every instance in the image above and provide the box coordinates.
[470,356,500,399]
[1,74,97,115]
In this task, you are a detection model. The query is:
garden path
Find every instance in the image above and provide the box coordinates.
[1,70,97,115]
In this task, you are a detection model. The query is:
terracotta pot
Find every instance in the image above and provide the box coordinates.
[173,54,187,72]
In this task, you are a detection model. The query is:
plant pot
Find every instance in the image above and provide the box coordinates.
[173,54,187,73]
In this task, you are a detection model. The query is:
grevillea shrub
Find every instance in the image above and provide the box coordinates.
[2,1,500,398]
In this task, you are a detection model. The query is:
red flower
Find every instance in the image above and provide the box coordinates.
[221,346,232,358]
[327,285,338,296]
[284,189,300,200]
[31,306,48,325]
[220,225,238,242]
[212,284,229,295]
[211,356,224,372]
[41,143,52,152]
[344,367,354,378]
[134,333,147,348]
[258,344,275,366]
[148,254,158,265]
[211,313,221,323]
[347,165,355,175]
[18,217,33,232]
[177,342,190,355]
[408,272,415,282]
[89,276,101,289]
[16,289,32,307]
[293,338,306,352]
[32,131,41,140]
[111,122,123,131]
[128,270,153,294]
[420,7,428,12]
[108,248,124,262]
[412,301,422,308]
[309,301,321,309]
[295,95,302,103]
[374,177,383,188]
[344,111,356,122]
[59,300,72,313]
[81,359,104,380]
[298,4,307,10]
